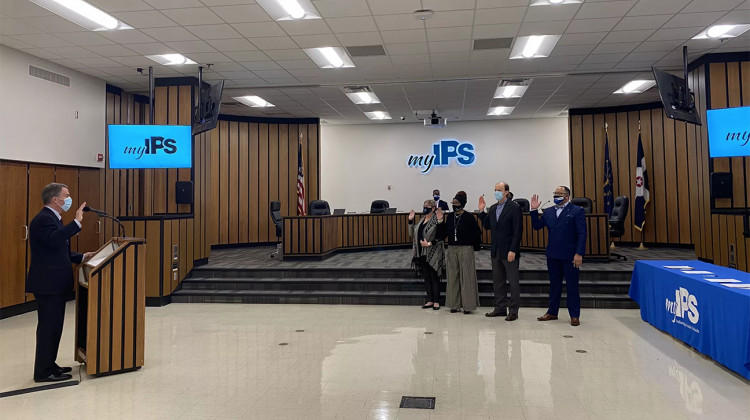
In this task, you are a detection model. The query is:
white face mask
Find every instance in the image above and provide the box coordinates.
[59,196,73,212]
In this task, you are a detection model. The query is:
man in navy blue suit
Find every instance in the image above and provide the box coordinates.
[529,186,587,326]
[26,183,93,382]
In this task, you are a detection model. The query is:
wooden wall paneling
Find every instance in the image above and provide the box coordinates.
[279,125,289,218]
[239,122,249,243]
[627,111,641,243]
[662,114,680,244]
[167,86,179,214]
[615,112,631,242]
[639,111,657,244]
[249,123,260,243]
[210,128,220,247]
[300,124,309,210]
[123,246,135,369]
[193,133,202,257]
[229,121,239,244]
[219,120,229,244]
[269,124,280,241]
[98,267,111,373]
[709,63,731,209]
[145,220,160,297]
[105,93,115,238]
[674,121,691,243]
[288,124,298,217]
[742,62,750,208]
[736,215,748,271]
[26,164,56,287]
[110,255,123,372]
[308,124,319,202]
[153,87,169,215]
[726,62,746,209]
[258,124,270,242]
[79,168,102,252]
[187,219,194,271]
[698,65,714,261]
[650,109,668,243]
[179,219,187,283]
[570,116,584,198]
[593,114,605,214]
[582,115,596,204]
[113,93,122,220]
[719,215,730,266]
[55,167,79,250]
[162,220,173,295]
[0,162,29,308]
[177,85,192,214]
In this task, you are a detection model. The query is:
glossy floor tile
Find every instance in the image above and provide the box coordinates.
[1,304,748,419]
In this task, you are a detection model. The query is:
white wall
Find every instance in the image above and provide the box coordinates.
[321,118,570,213]
[0,45,105,168]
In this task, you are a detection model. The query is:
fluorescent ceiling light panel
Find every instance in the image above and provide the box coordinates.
[487,106,514,116]
[145,54,197,66]
[27,0,131,31]
[530,0,582,5]
[614,80,656,94]
[494,80,531,99]
[364,111,391,120]
[234,95,275,107]
[692,24,750,39]
[343,87,381,104]
[256,0,320,20]
[510,35,561,59]
[304,47,355,68]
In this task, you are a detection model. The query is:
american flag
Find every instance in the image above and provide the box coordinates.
[297,142,306,216]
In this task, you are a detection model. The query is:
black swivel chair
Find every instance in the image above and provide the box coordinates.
[513,198,530,213]
[309,200,331,216]
[609,196,629,261]
[269,201,283,258]
[370,200,389,214]
[571,197,594,214]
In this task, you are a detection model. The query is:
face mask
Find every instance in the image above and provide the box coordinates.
[494,191,504,201]
[433,195,440,201]
[423,207,432,214]
[553,196,565,205]
[60,196,73,212]
[452,205,462,212]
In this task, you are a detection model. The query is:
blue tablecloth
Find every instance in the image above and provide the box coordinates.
[630,260,750,380]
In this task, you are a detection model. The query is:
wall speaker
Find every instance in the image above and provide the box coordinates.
[710,172,732,199]
[175,181,193,204]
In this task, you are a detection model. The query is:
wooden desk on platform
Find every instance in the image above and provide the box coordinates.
[283,212,610,259]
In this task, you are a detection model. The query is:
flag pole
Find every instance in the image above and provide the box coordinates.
[636,120,647,250]
[605,122,616,249]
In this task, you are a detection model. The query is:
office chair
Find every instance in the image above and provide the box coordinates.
[309,200,331,216]
[570,197,594,214]
[269,201,283,259]
[370,200,389,214]
[609,196,629,261]
[513,198,530,213]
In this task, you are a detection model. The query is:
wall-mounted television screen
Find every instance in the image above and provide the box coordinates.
[108,124,192,169]
[707,106,750,158]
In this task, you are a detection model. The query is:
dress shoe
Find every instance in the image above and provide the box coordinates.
[56,366,72,374]
[421,303,434,309]
[485,310,507,318]
[537,313,558,321]
[463,310,471,315]
[570,318,580,326]
[432,305,440,311]
[35,373,72,383]
[505,314,518,322]
[450,309,459,313]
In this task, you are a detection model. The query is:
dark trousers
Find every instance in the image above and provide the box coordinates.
[33,293,67,379]
[419,257,441,303]
[546,258,581,318]
[492,253,520,315]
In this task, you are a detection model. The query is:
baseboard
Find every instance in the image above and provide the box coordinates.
[0,291,75,319]
[145,296,172,307]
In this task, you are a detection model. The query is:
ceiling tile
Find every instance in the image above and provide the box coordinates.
[278,19,332,36]
[367,0,422,15]
[390,54,431,64]
[426,26,473,42]
[627,0,692,16]
[242,61,282,71]
[472,23,521,38]
[55,32,115,46]
[614,14,674,31]
[380,29,426,44]
[12,33,70,48]
[550,44,597,56]
[474,7,526,25]
[18,16,86,33]
[601,30,655,43]
[632,40,684,52]
[518,20,570,36]
[565,18,621,33]
[264,49,308,60]
[100,30,156,44]
[120,42,173,55]
[164,40,217,53]
[575,1,637,19]
[142,0,204,9]
[185,24,243,40]
[682,0,745,13]
[374,14,426,31]
[48,46,99,59]
[336,31,382,45]
[87,0,153,12]
[558,32,607,45]
[590,42,638,54]
[525,4,581,22]
[582,52,627,64]
[624,51,669,62]
[327,17,379,33]
[648,26,704,40]
[428,40,472,53]
[184,51,233,62]
[425,10,474,28]
[312,0,371,18]
[205,38,257,51]
[112,10,177,28]
[232,22,286,38]
[386,42,429,55]
[141,27,198,42]
[210,4,271,23]
[276,59,319,69]
[73,56,123,67]
[663,11,727,27]
[291,34,340,48]
[85,44,139,57]
[225,50,272,61]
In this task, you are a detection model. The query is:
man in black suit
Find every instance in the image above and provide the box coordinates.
[478,182,523,321]
[26,183,93,382]
[433,189,449,211]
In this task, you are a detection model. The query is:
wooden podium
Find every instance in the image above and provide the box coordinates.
[75,237,146,376]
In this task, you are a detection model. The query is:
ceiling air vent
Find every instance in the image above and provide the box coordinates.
[473,38,514,50]
[345,45,386,57]
[28,65,70,87]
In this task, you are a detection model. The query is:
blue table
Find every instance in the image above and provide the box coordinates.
[630,260,750,380]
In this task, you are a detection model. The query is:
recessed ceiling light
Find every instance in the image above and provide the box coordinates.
[494,79,531,99]
[145,54,197,66]
[256,0,320,20]
[487,106,514,116]
[692,24,750,39]
[614,80,656,94]
[530,0,582,5]
[365,111,391,120]
[27,0,131,31]
[510,35,561,59]
[343,86,381,104]
[234,95,275,107]
[303,47,355,69]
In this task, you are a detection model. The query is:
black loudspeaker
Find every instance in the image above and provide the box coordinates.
[176,181,193,204]
[710,172,732,199]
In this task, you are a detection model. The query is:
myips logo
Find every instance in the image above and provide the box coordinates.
[665,287,700,332]
[123,136,178,160]
[407,139,475,174]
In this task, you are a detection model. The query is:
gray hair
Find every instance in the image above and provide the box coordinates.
[42,183,68,205]
[424,199,436,208]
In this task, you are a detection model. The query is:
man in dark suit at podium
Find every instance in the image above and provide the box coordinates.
[529,186,587,326]
[26,183,93,382]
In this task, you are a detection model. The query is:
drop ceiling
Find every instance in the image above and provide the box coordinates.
[1,0,748,123]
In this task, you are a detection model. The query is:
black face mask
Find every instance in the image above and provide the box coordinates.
[452,205,462,212]
[423,207,432,214]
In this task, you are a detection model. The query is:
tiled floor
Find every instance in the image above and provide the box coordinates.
[205,246,697,271]
[1,304,748,419]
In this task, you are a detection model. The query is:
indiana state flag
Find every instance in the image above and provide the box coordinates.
[634,132,650,231]
[603,127,614,217]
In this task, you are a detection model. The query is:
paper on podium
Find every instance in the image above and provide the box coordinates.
[86,242,119,267]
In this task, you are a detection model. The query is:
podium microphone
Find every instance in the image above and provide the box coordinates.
[83,206,126,238]
[539,200,552,210]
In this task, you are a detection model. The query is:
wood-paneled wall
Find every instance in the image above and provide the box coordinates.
[569,53,750,272]
[208,119,320,246]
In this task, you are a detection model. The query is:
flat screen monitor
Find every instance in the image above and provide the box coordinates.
[707,106,750,158]
[193,80,224,135]
[652,67,702,125]
[108,124,192,169]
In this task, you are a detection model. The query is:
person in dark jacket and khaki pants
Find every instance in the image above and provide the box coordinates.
[26,183,93,382]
